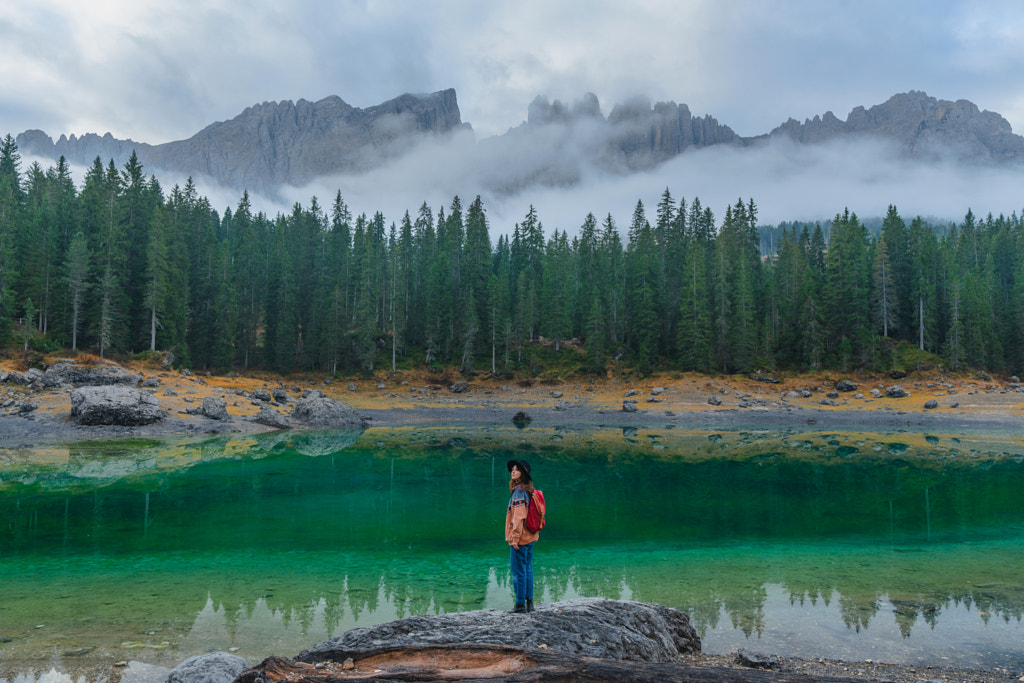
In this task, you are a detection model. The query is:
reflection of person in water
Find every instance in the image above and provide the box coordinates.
[505,459,539,613]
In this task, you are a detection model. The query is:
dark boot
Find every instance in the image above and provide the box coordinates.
[526,599,535,613]
[509,603,527,614]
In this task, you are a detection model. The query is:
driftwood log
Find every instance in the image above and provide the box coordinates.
[235,644,863,682]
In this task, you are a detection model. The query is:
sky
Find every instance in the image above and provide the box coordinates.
[3,0,1024,230]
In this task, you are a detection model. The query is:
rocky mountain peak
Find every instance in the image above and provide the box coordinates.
[768,90,1024,160]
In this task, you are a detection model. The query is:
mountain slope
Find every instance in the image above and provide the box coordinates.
[15,89,1023,196]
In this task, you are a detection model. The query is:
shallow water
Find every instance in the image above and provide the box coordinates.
[1,425,1023,675]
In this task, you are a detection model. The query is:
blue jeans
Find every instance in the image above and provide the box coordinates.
[510,541,534,605]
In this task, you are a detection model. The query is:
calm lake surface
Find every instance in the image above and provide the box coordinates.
[2,424,1023,676]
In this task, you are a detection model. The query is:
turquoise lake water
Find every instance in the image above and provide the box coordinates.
[1,425,1023,676]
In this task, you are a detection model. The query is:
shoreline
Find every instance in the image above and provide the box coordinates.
[3,360,1024,444]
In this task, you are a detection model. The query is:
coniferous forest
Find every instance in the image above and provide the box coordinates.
[1,134,1023,377]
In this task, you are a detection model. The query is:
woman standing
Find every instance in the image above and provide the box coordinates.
[505,459,540,613]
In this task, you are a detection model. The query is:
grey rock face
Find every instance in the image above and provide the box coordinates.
[42,361,141,388]
[254,405,291,429]
[252,388,273,402]
[202,395,229,421]
[167,652,249,683]
[835,379,857,392]
[19,90,466,195]
[291,396,366,428]
[296,598,700,664]
[767,90,1024,161]
[70,386,167,426]
[622,401,638,413]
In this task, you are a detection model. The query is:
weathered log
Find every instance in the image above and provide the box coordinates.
[235,645,863,683]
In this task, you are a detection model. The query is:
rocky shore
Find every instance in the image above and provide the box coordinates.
[3,357,1024,444]
[110,600,1024,683]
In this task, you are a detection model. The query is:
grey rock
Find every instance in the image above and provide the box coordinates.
[622,401,638,413]
[736,650,781,670]
[886,385,908,398]
[272,388,290,403]
[297,598,700,664]
[166,652,249,683]
[291,396,366,429]
[163,388,179,397]
[767,90,1024,162]
[70,386,167,426]
[650,386,664,395]
[141,376,161,388]
[707,396,722,406]
[924,399,939,409]
[18,402,38,413]
[550,391,563,398]
[348,383,357,392]
[19,91,466,195]
[42,361,140,388]
[202,395,229,421]
[6,369,41,385]
[252,388,273,402]
[624,389,639,397]
[301,389,323,399]
[254,406,291,430]
[449,381,468,393]
[826,391,839,399]
[646,396,661,403]
[835,379,857,392]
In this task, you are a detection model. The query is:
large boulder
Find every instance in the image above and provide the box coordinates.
[291,396,366,429]
[167,652,249,683]
[202,395,229,421]
[42,361,142,388]
[70,386,167,426]
[254,405,291,429]
[297,598,700,663]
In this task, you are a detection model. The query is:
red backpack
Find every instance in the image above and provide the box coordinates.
[525,489,546,533]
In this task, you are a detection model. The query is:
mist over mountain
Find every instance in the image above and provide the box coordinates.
[14,89,1024,227]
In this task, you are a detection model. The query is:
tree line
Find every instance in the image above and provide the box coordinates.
[1,134,1022,376]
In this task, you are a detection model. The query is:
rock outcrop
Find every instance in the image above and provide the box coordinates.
[18,90,468,194]
[167,652,249,683]
[42,360,142,388]
[69,386,167,426]
[764,91,1024,161]
[290,395,367,429]
[298,598,700,663]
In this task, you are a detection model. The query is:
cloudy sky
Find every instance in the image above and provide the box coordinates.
[3,0,1024,227]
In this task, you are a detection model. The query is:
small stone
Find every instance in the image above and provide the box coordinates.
[343,658,355,670]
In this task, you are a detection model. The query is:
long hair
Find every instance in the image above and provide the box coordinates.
[509,473,535,494]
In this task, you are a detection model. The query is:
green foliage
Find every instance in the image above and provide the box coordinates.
[1,134,1024,378]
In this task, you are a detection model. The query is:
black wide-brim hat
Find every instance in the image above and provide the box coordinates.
[507,459,531,478]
